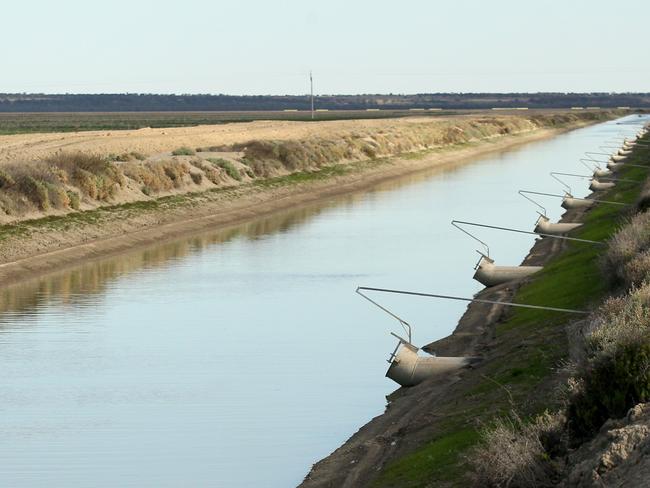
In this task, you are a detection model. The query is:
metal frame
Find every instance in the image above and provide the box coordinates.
[451,219,603,246]
[550,171,638,184]
[357,286,590,315]
[518,189,628,208]
[518,189,547,216]
[580,158,602,172]
[451,219,491,257]
[585,151,613,162]
[356,287,413,344]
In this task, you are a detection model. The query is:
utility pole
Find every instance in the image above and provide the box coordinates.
[310,70,314,120]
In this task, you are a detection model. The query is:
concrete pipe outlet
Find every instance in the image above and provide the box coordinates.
[473,255,542,287]
[385,340,477,387]
[590,180,616,191]
[561,196,594,210]
[607,161,624,171]
[534,215,582,235]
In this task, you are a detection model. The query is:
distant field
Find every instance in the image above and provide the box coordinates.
[0,110,460,135]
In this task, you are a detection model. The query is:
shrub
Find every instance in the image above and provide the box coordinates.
[46,183,71,209]
[567,340,650,439]
[111,153,132,162]
[568,283,650,439]
[18,175,49,210]
[172,147,195,156]
[123,160,189,194]
[585,284,650,357]
[163,163,184,188]
[470,411,564,487]
[0,192,18,215]
[603,212,650,288]
[0,169,16,188]
[74,168,98,199]
[67,191,80,210]
[46,152,124,201]
[130,152,146,161]
[207,158,242,181]
[190,172,203,184]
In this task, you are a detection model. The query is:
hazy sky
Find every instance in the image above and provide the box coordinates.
[4,0,649,95]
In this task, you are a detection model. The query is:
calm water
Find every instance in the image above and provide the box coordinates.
[0,116,645,487]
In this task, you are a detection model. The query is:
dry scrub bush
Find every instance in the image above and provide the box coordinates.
[189,160,221,184]
[636,179,650,213]
[585,284,650,357]
[206,158,241,181]
[123,160,190,194]
[110,151,147,162]
[231,118,553,179]
[46,183,71,208]
[603,211,650,288]
[567,283,650,438]
[45,152,125,201]
[171,147,195,156]
[471,411,565,487]
[67,191,80,210]
[17,175,50,210]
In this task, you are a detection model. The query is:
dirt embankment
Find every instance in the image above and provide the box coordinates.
[0,111,618,287]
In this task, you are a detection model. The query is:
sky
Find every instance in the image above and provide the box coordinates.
[3,0,649,95]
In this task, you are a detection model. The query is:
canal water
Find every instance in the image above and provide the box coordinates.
[0,116,643,487]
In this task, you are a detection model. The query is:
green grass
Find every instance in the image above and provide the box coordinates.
[373,429,480,487]
[171,146,195,156]
[370,137,650,487]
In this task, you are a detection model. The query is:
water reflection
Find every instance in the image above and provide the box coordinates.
[0,152,486,320]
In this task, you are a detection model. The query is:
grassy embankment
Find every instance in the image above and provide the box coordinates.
[371,134,650,487]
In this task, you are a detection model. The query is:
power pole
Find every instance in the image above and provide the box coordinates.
[310,70,314,120]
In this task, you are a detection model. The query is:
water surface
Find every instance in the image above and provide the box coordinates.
[0,116,643,487]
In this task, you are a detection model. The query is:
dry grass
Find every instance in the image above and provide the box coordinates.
[470,411,565,487]
[123,160,190,194]
[189,159,223,185]
[206,158,241,181]
[603,211,650,288]
[46,152,125,200]
[584,283,650,357]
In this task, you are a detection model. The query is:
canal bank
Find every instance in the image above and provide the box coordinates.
[301,119,650,487]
